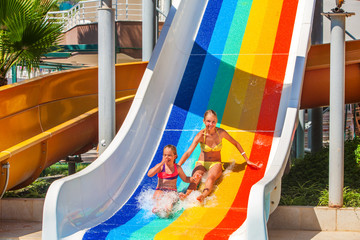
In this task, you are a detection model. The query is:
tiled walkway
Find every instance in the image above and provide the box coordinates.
[0,220,42,240]
[269,230,360,240]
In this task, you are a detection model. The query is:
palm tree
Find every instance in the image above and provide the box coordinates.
[0,0,63,86]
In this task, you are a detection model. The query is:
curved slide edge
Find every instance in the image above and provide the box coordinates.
[0,62,145,194]
[41,1,193,239]
[242,0,316,239]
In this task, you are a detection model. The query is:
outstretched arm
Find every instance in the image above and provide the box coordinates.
[177,165,197,183]
[221,129,262,169]
[178,131,202,166]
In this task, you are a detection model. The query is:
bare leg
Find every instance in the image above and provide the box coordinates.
[197,163,222,202]
[179,164,205,200]
[152,190,178,218]
[152,190,163,213]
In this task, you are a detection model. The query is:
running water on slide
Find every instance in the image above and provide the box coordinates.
[42,0,316,239]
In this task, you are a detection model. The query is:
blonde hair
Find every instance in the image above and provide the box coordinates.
[164,144,177,158]
[204,109,217,119]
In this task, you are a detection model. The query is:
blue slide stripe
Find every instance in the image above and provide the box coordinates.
[173,0,223,111]
[176,0,239,188]
[83,1,223,239]
[208,0,253,122]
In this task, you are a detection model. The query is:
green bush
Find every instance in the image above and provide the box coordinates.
[39,163,69,177]
[318,187,360,207]
[4,162,90,198]
[280,137,360,207]
[3,179,52,198]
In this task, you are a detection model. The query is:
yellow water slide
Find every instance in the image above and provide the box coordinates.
[302,39,360,109]
[0,62,146,195]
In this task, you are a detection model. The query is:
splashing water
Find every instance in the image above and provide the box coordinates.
[137,188,216,219]
[136,188,157,219]
[223,160,236,176]
[136,164,237,219]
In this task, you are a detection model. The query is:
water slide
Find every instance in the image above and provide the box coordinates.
[41,0,359,239]
[302,38,360,109]
[2,4,359,200]
[0,63,146,195]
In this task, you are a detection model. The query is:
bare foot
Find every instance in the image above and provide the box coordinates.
[179,193,187,200]
[153,208,171,218]
[196,194,205,203]
[152,207,159,214]
[179,190,193,200]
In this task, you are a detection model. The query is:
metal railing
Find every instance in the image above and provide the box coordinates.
[47,0,167,32]
[47,0,101,31]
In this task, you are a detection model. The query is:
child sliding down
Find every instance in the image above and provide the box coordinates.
[147,144,196,218]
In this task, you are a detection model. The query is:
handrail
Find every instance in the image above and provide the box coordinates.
[0,163,10,198]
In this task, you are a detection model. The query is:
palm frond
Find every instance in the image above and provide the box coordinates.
[0,0,63,85]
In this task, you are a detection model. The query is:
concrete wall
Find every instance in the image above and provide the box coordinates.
[0,199,44,222]
[59,21,164,59]
[59,21,143,59]
[268,206,360,232]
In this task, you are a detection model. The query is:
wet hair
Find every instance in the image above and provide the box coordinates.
[164,144,177,158]
[204,109,217,119]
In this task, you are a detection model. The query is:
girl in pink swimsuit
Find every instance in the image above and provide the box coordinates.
[147,144,196,217]
[178,110,262,203]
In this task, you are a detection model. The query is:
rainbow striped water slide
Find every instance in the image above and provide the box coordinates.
[42,0,315,239]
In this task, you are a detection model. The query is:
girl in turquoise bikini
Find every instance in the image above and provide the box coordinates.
[178,110,262,202]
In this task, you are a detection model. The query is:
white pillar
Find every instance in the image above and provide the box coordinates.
[98,0,116,155]
[322,10,354,207]
[142,0,156,61]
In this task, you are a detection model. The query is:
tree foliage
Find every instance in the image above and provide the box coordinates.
[0,0,63,86]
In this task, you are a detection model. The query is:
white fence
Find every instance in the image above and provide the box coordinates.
[6,66,58,84]
[47,0,168,31]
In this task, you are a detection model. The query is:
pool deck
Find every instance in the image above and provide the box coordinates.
[1,207,360,240]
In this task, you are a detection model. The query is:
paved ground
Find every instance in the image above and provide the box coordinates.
[269,230,360,240]
[2,221,360,240]
[0,149,99,240]
[0,220,42,240]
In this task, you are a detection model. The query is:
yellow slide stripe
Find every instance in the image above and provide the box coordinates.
[222,0,284,131]
[155,0,284,239]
